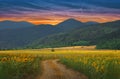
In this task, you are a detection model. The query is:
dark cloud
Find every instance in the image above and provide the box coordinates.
[0,0,119,18]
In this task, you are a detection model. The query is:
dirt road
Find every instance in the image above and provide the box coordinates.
[36,60,88,79]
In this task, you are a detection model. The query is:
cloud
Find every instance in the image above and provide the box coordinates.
[0,0,119,24]
[0,0,120,14]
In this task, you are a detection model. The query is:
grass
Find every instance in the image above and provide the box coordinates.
[0,53,41,79]
[60,51,120,79]
[0,48,120,79]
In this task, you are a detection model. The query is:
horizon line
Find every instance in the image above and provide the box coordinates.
[0,18,119,25]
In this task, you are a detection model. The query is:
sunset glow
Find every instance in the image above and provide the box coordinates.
[0,0,120,25]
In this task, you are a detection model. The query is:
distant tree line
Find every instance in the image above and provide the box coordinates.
[96,39,120,50]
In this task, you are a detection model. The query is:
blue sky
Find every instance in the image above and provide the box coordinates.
[0,0,120,24]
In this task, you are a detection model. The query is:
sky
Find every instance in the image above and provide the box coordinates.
[0,0,120,25]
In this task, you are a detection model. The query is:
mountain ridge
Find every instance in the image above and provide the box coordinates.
[0,20,35,30]
[0,19,119,49]
[26,20,120,49]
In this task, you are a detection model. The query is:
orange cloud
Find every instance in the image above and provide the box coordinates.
[0,14,119,25]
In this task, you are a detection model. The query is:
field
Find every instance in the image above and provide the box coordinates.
[0,47,120,79]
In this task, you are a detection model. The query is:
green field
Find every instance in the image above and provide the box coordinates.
[0,48,120,79]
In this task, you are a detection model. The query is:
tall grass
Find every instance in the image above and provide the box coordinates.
[0,53,41,79]
[60,53,120,79]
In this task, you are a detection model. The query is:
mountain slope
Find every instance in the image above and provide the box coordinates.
[0,20,34,30]
[0,19,86,49]
[96,28,120,49]
[55,18,84,30]
[27,20,120,49]
[0,19,119,49]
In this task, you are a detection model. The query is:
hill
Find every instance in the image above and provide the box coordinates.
[0,20,34,30]
[0,19,92,49]
[0,19,119,50]
[27,20,120,49]
[96,29,120,49]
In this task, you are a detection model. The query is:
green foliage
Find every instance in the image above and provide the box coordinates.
[0,56,41,79]
[73,41,90,46]
[60,56,120,79]
[27,20,120,49]
[96,39,120,49]
[0,20,120,50]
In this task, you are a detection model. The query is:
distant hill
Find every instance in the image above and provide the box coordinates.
[0,18,92,49]
[0,20,34,30]
[85,21,99,25]
[0,19,119,50]
[55,18,85,30]
[27,20,120,49]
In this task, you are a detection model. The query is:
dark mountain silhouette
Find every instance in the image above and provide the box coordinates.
[0,20,34,30]
[85,21,99,25]
[0,19,119,49]
[55,18,85,31]
[27,20,120,49]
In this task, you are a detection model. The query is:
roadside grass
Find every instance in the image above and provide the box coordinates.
[60,52,120,79]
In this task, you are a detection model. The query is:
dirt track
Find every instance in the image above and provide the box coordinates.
[36,60,88,79]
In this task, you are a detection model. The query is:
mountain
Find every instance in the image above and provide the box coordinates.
[55,18,85,31]
[27,20,120,49]
[85,21,99,25]
[0,19,119,50]
[0,24,56,49]
[96,28,120,49]
[0,20,34,30]
[0,19,88,49]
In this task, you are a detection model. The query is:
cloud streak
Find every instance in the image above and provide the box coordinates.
[0,0,120,24]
